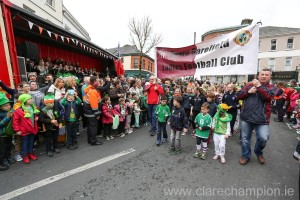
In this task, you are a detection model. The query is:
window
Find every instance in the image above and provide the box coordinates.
[270,39,277,51]
[268,58,275,72]
[133,58,138,68]
[46,0,54,7]
[142,59,145,69]
[150,63,152,71]
[23,4,35,14]
[287,38,294,49]
[257,59,260,71]
[259,40,261,52]
[284,57,292,71]
[148,61,150,71]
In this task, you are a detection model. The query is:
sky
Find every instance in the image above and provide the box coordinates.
[63,0,300,57]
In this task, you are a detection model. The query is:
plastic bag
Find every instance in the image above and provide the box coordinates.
[112,115,119,130]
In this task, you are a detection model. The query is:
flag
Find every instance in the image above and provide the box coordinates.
[156,24,259,79]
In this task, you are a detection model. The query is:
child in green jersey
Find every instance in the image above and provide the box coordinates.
[193,102,212,160]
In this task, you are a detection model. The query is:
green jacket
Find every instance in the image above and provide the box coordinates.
[155,104,171,123]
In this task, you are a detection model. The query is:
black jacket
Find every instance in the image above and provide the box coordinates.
[191,94,206,112]
[170,106,188,131]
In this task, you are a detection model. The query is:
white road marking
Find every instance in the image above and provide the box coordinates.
[286,123,292,130]
[0,148,136,200]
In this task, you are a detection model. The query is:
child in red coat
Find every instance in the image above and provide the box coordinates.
[12,94,39,164]
[102,96,115,141]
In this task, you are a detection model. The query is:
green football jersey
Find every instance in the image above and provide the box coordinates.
[194,113,212,139]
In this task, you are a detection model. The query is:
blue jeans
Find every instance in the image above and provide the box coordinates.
[157,122,167,143]
[148,104,158,132]
[22,134,35,156]
[240,120,270,160]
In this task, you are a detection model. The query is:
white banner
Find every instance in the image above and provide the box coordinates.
[194,24,259,76]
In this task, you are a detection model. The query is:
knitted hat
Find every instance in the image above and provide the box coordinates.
[44,93,55,104]
[28,72,37,78]
[18,94,39,118]
[0,92,10,106]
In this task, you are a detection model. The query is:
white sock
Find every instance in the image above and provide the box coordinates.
[196,145,201,151]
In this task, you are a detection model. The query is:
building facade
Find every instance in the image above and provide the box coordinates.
[258,26,300,82]
[107,45,155,78]
[9,0,91,40]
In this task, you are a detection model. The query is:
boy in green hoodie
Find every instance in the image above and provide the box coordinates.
[155,95,171,146]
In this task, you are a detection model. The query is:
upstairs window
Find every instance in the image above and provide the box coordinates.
[46,0,54,7]
[270,39,277,51]
[133,58,138,68]
[286,38,294,49]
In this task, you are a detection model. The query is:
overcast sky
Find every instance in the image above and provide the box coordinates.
[63,0,300,56]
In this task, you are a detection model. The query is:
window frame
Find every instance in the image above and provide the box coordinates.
[133,58,138,69]
[284,57,292,71]
[270,39,277,51]
[46,0,55,8]
[268,58,276,72]
[286,37,294,50]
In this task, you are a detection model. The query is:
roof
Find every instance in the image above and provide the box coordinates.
[201,24,249,40]
[106,45,154,61]
[259,26,300,37]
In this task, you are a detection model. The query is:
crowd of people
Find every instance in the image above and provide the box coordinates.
[0,59,299,174]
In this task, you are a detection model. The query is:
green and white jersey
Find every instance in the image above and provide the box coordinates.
[194,113,212,138]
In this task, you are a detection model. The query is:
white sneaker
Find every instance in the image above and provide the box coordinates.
[220,156,226,164]
[96,134,103,138]
[181,132,186,136]
[213,155,219,160]
[110,136,114,140]
[129,128,133,134]
[15,154,23,162]
[76,132,80,136]
[120,133,125,137]
[106,137,110,141]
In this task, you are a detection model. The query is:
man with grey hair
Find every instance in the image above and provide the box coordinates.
[145,76,164,136]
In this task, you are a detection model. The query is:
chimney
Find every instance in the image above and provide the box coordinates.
[241,19,253,25]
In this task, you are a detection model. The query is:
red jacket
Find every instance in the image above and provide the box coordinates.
[12,108,38,136]
[114,104,128,122]
[102,104,115,124]
[145,83,164,104]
